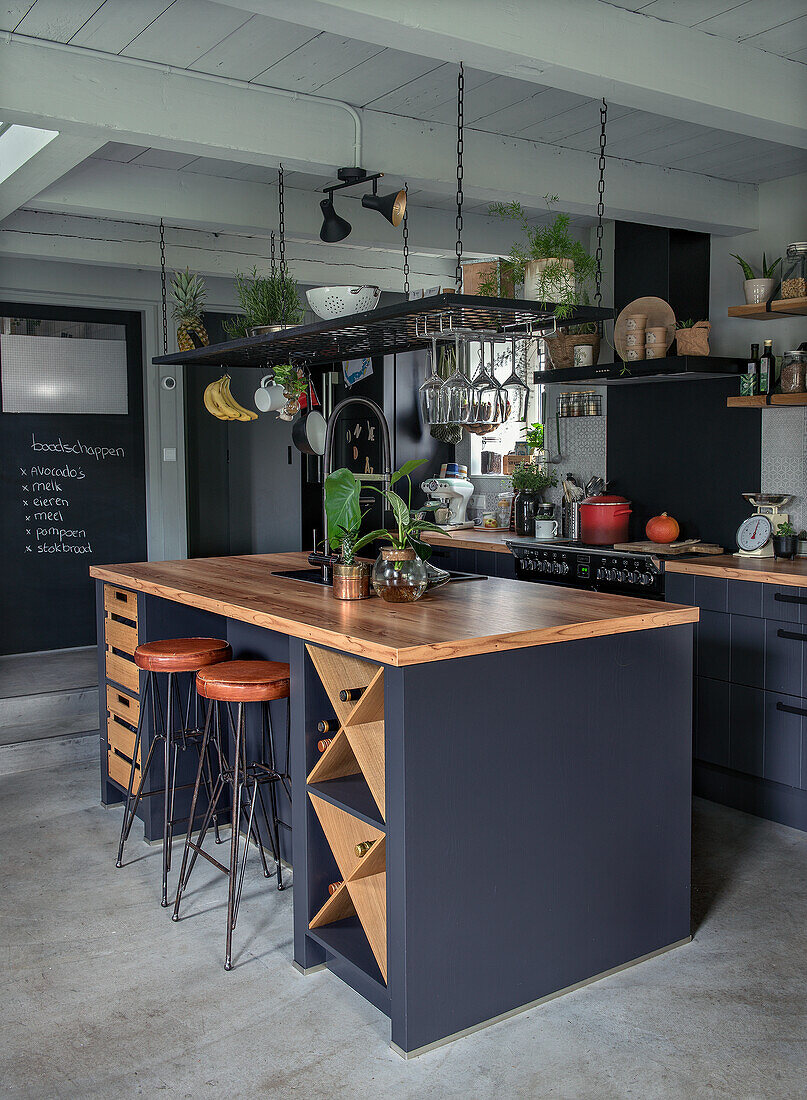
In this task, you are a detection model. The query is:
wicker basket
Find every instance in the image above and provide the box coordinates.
[675,321,710,356]
[545,332,600,370]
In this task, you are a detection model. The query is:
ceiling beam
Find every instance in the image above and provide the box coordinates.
[0,210,454,292]
[0,36,758,235]
[218,0,807,150]
[0,133,104,222]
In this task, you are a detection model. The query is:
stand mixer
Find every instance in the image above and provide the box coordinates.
[421,477,474,529]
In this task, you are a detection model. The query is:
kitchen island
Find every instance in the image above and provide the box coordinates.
[91,552,697,1056]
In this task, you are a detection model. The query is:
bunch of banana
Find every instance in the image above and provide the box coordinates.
[203,375,257,421]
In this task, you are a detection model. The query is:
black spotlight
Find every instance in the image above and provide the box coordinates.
[362,186,407,227]
[319,195,351,243]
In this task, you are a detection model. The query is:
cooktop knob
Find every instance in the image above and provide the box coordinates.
[560,562,569,574]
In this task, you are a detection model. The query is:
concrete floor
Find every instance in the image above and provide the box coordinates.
[2,761,806,1099]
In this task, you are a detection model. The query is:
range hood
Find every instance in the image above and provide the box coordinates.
[535,355,744,386]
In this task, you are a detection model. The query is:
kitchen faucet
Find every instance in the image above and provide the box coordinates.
[321,396,392,579]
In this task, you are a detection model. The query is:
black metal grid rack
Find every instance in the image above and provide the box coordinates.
[153,294,612,368]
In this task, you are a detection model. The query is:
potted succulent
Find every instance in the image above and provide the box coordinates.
[675,318,711,357]
[171,268,209,350]
[223,266,304,338]
[324,468,373,599]
[351,460,446,603]
[797,530,807,558]
[489,194,597,321]
[773,520,798,560]
[511,462,558,537]
[731,252,782,306]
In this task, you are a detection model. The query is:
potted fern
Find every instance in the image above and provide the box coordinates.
[731,252,782,306]
[223,266,304,338]
[489,194,597,321]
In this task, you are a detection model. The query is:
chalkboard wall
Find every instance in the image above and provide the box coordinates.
[0,304,146,655]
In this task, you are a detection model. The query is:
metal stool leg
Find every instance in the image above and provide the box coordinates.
[173,700,218,920]
[225,702,245,971]
[161,672,175,907]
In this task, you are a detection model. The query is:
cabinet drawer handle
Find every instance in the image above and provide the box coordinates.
[776,629,807,643]
[776,702,807,718]
[774,592,807,605]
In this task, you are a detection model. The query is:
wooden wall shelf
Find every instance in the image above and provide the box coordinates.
[727,394,807,407]
[728,297,807,320]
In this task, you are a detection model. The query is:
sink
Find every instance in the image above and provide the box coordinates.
[270,567,487,587]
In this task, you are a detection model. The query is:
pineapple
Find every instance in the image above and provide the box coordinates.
[171,268,209,350]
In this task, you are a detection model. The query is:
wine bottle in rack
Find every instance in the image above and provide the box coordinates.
[317,718,338,734]
[339,686,366,702]
[328,881,343,895]
[317,738,332,753]
[355,840,375,857]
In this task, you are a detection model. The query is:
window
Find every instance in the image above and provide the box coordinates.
[469,341,546,476]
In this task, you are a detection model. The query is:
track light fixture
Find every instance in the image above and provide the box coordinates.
[319,166,407,242]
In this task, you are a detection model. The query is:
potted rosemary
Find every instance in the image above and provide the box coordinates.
[223,266,304,338]
[324,468,373,599]
[489,194,597,321]
[511,462,558,537]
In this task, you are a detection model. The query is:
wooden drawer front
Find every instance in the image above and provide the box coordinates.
[104,584,137,624]
[105,615,137,656]
[106,685,140,727]
[107,714,140,765]
[106,650,139,695]
[107,746,140,791]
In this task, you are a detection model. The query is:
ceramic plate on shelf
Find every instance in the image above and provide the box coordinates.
[613,296,676,361]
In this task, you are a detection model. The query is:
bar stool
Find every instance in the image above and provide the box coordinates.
[172,659,291,970]
[116,637,232,907]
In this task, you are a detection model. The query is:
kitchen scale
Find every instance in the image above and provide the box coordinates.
[735,493,793,557]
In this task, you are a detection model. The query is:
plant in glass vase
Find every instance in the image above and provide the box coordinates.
[511,462,558,537]
[351,460,447,603]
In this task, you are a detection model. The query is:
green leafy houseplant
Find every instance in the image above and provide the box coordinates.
[524,423,544,451]
[271,363,308,397]
[511,463,557,494]
[324,468,368,562]
[352,459,445,561]
[489,194,597,320]
[223,266,304,338]
[776,520,796,537]
[731,253,781,281]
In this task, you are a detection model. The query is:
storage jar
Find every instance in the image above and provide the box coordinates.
[779,350,807,393]
[781,242,807,300]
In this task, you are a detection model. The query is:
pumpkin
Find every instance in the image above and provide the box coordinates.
[646,513,680,543]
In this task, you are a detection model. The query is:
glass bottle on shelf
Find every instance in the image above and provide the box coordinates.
[759,340,775,395]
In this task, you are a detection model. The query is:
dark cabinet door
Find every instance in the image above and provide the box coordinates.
[695,676,730,767]
[764,620,806,697]
[494,552,518,580]
[762,585,806,625]
[697,611,730,682]
[728,580,764,618]
[729,684,765,778]
[665,572,694,606]
[763,694,805,788]
[729,614,765,689]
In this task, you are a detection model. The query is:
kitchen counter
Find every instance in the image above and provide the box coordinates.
[93,551,695,1056]
[90,551,695,667]
[667,554,807,588]
[422,527,514,554]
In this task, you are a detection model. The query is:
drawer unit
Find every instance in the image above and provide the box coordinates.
[106,684,140,728]
[105,650,139,694]
[107,713,141,765]
[104,585,138,623]
[107,746,141,792]
[764,620,807,698]
[762,584,807,625]
[763,694,806,789]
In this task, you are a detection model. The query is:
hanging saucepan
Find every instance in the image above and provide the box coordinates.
[292,379,327,455]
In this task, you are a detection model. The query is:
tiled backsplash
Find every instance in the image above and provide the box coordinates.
[761,407,807,534]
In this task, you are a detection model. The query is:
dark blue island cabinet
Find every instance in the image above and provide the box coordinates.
[666,569,807,832]
[93,555,695,1058]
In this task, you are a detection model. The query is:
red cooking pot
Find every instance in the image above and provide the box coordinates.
[579,495,632,544]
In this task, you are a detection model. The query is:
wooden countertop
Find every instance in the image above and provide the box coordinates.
[422,528,514,554]
[666,554,807,588]
[91,552,697,667]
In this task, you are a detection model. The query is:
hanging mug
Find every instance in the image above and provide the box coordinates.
[254,376,286,413]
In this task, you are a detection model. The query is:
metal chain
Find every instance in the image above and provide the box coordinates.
[594,98,608,308]
[455,61,464,293]
[278,164,287,324]
[270,230,276,275]
[159,217,168,354]
[402,182,410,297]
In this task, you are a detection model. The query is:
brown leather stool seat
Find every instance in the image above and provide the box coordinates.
[135,637,231,673]
[196,660,290,702]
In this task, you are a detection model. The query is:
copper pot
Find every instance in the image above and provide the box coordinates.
[332,561,371,600]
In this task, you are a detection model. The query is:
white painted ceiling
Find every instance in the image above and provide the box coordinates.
[3,0,806,189]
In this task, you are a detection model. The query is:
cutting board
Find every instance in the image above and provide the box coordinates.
[613,539,724,556]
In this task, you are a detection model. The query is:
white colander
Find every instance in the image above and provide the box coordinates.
[306,285,381,319]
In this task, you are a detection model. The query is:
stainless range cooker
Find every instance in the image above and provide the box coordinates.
[506,539,665,600]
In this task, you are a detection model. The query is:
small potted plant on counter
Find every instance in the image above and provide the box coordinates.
[352,460,446,603]
[324,468,372,600]
[773,520,798,560]
[798,530,807,558]
[731,252,782,306]
[489,194,597,321]
[511,462,558,537]
[223,266,304,338]
[674,318,711,357]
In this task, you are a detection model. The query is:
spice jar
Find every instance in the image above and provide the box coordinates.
[780,350,807,393]
[781,242,807,300]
